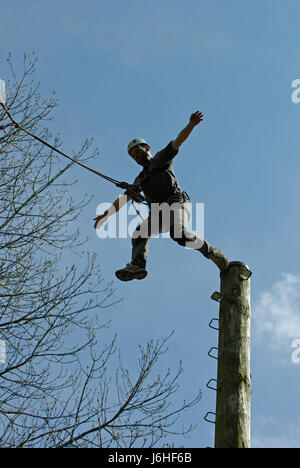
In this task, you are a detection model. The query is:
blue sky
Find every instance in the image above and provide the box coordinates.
[1,0,300,448]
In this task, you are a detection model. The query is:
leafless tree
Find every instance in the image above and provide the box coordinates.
[0,54,201,448]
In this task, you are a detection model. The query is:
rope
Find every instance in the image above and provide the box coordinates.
[0,102,119,184]
[0,102,146,220]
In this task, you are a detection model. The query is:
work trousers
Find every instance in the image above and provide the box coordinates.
[131,201,211,269]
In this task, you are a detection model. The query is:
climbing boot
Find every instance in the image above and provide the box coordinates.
[115,263,148,281]
[208,248,229,272]
[198,241,229,272]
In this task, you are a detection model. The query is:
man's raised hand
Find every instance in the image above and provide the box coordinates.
[189,111,203,127]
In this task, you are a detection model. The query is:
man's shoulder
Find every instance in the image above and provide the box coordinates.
[153,141,177,158]
[147,142,176,172]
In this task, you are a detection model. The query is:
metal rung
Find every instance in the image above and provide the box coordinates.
[240,266,252,280]
[206,378,218,391]
[209,318,219,330]
[211,291,221,302]
[228,261,252,280]
[208,347,218,360]
[204,411,216,424]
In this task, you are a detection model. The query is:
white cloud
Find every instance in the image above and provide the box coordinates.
[253,273,300,348]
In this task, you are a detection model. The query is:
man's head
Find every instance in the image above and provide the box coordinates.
[127,138,151,166]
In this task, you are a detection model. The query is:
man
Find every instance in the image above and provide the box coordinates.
[94,111,229,281]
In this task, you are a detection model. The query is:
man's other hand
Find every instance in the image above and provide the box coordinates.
[93,211,108,230]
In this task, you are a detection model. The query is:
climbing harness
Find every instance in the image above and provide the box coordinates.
[0,101,146,220]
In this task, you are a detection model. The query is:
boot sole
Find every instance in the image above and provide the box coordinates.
[115,269,148,282]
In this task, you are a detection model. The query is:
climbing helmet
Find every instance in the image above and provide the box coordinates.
[127,138,149,154]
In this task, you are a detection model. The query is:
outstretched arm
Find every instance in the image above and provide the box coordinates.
[171,111,203,151]
[93,183,144,230]
[93,193,131,230]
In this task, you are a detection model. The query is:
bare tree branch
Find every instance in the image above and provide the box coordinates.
[0,53,202,448]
